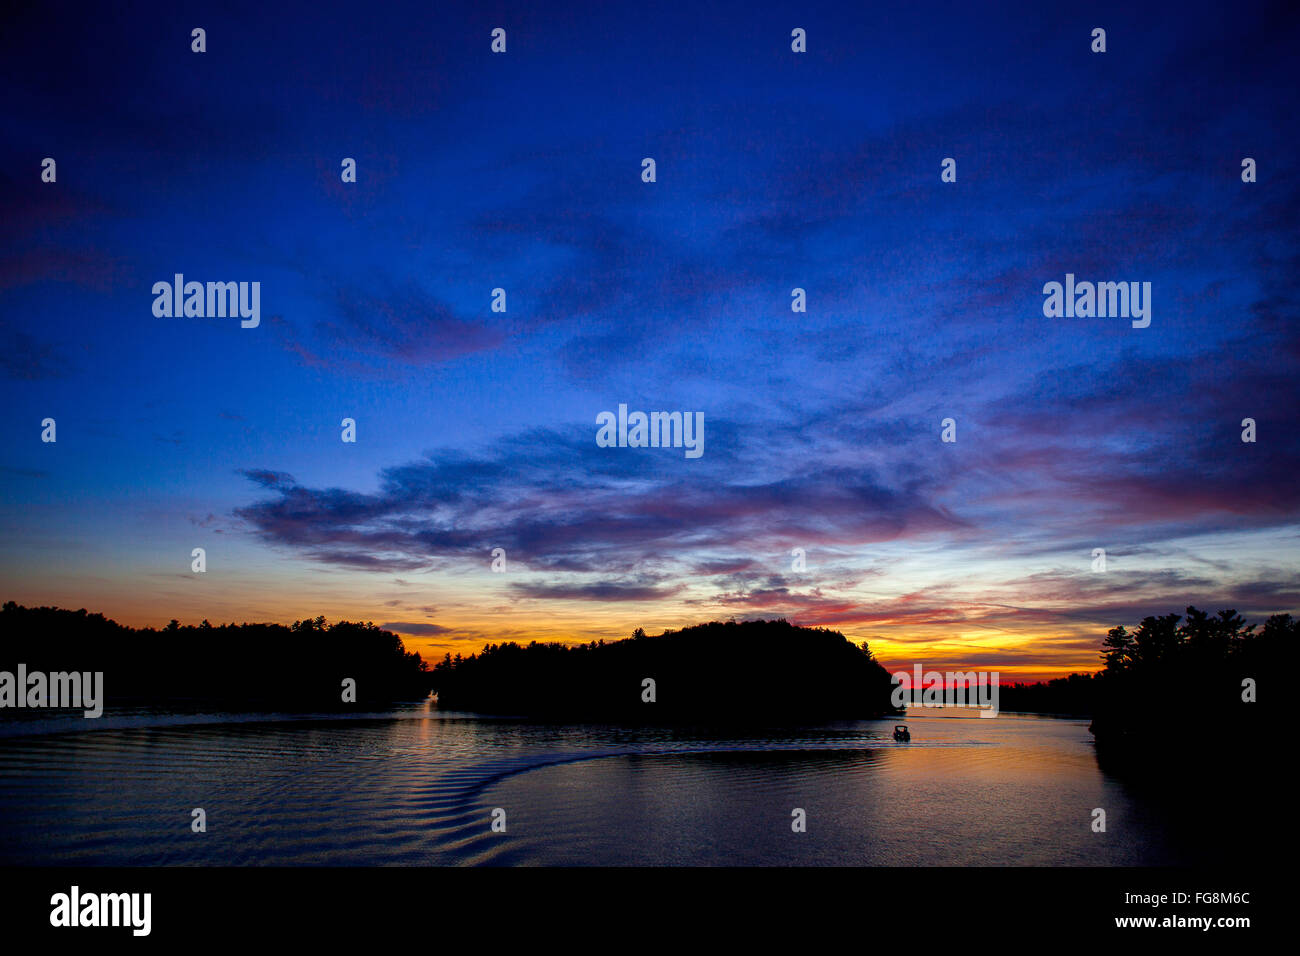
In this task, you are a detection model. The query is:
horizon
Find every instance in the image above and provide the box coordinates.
[3,0,1297,685]
[1,598,1284,686]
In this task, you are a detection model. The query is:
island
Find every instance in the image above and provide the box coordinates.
[431,619,902,721]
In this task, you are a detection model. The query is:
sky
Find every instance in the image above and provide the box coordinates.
[1,0,1297,680]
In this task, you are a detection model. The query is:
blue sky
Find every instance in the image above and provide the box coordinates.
[2,0,1297,678]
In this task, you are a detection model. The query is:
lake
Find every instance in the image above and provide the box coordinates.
[0,702,1242,866]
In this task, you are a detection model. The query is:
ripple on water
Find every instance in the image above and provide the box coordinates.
[0,710,1188,866]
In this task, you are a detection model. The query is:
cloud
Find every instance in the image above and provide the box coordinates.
[380,621,452,636]
[0,319,72,380]
[240,470,296,489]
[234,423,962,576]
[0,466,50,479]
[511,581,684,602]
[281,281,504,374]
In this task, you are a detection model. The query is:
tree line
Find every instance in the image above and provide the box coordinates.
[1088,607,1292,741]
[0,602,429,708]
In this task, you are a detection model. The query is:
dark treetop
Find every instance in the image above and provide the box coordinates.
[431,619,901,722]
[0,602,429,708]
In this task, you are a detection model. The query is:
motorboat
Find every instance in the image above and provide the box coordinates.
[893,724,911,741]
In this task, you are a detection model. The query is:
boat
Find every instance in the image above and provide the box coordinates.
[893,725,911,741]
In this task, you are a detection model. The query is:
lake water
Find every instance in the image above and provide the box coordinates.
[0,702,1243,866]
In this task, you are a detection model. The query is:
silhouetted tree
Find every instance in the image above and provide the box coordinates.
[0,602,429,708]
[1089,605,1293,746]
[431,619,900,722]
[1100,625,1133,672]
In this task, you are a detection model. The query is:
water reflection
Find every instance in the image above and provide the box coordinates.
[0,706,1250,866]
